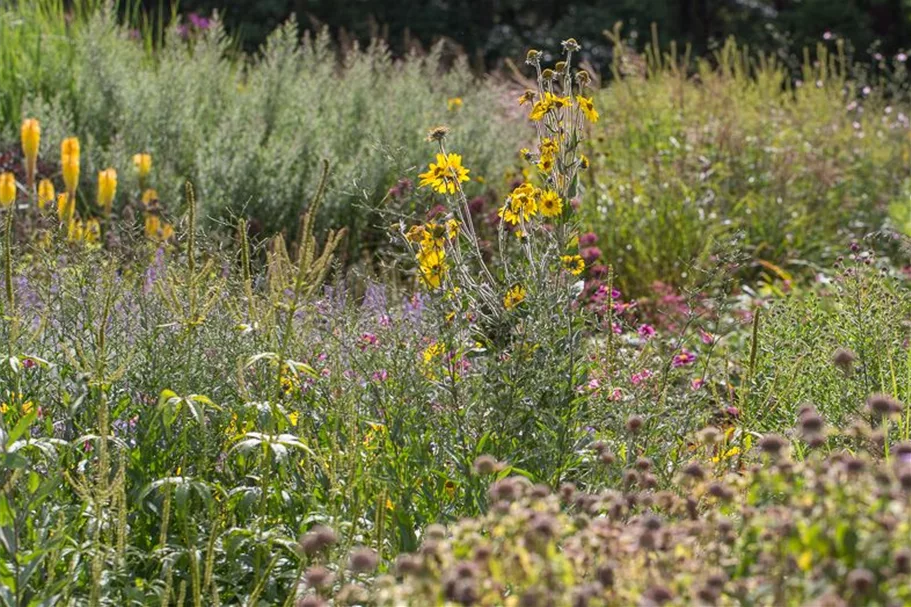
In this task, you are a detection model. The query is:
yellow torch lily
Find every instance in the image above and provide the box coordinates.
[0,173,16,208]
[37,179,55,210]
[21,118,40,189]
[133,153,151,186]
[61,137,80,198]
[57,193,75,224]
[97,168,117,215]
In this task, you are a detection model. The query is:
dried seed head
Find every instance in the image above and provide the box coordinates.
[643,585,674,605]
[697,426,722,445]
[596,564,614,587]
[758,434,788,457]
[425,523,447,541]
[626,414,644,433]
[682,461,706,480]
[895,548,911,574]
[575,70,592,86]
[541,68,556,81]
[799,410,825,434]
[473,454,500,475]
[396,554,422,576]
[635,457,653,471]
[426,125,450,142]
[525,49,543,65]
[530,483,551,499]
[335,584,368,605]
[554,61,567,74]
[833,347,856,371]
[299,525,337,555]
[562,38,582,52]
[348,547,378,573]
[489,478,520,503]
[846,568,875,594]
[304,566,334,589]
[296,596,326,607]
[867,393,903,417]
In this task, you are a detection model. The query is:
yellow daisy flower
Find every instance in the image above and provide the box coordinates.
[504,284,527,310]
[539,190,563,217]
[561,254,585,275]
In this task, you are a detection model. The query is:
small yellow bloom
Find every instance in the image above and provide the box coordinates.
[21,118,40,187]
[287,411,299,427]
[97,168,117,213]
[0,173,16,208]
[518,90,535,106]
[141,189,159,207]
[132,153,152,180]
[537,154,554,173]
[37,179,55,210]
[539,137,559,157]
[580,154,590,169]
[144,214,176,241]
[561,254,585,275]
[504,284,527,310]
[57,193,75,224]
[422,342,446,364]
[418,153,471,195]
[447,97,463,111]
[498,182,538,225]
[576,95,599,122]
[445,219,460,240]
[417,246,448,289]
[539,190,563,217]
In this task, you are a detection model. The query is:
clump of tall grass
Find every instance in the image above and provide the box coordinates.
[583,33,911,297]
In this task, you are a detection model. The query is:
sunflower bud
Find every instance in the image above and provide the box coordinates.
[97,168,117,214]
[0,172,16,208]
[37,179,55,210]
[20,118,40,189]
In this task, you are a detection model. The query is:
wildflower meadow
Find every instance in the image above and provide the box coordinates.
[4,2,911,606]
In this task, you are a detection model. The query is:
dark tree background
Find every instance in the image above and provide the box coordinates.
[144,0,910,68]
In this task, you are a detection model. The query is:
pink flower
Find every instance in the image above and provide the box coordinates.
[672,350,696,368]
[580,247,602,264]
[611,321,622,334]
[699,329,714,345]
[690,378,704,391]
[579,232,598,247]
[631,369,653,385]
[359,332,378,350]
[372,369,388,382]
[609,388,622,401]
[637,324,656,339]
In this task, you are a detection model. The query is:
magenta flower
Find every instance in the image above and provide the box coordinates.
[672,350,696,368]
[690,378,704,390]
[699,329,714,345]
[580,246,602,264]
[638,324,656,339]
[579,232,598,247]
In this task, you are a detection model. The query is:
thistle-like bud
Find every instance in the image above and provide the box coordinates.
[426,125,450,142]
